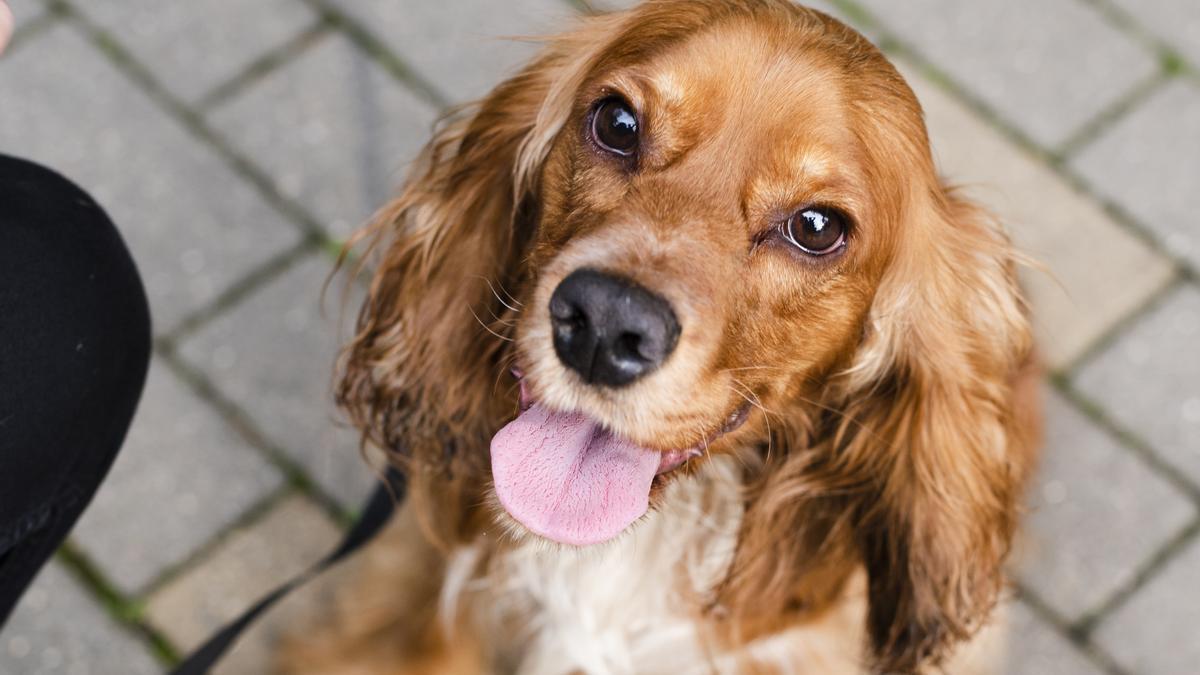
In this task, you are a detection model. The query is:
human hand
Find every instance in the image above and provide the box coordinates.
[0,1,13,55]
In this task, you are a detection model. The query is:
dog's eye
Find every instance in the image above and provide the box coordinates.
[591,98,639,156]
[783,208,847,255]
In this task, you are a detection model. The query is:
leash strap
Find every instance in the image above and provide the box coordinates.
[170,468,406,675]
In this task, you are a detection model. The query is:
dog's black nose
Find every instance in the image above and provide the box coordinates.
[549,269,680,387]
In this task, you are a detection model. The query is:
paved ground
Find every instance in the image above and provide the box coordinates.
[1,0,1198,673]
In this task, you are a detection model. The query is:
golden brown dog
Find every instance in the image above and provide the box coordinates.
[279,1,1041,673]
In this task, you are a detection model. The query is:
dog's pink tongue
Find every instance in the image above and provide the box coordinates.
[490,404,659,546]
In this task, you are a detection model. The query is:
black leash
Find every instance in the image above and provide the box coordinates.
[170,468,406,675]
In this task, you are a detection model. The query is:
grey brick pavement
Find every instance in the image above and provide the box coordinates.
[1,0,1197,672]
[1107,0,1200,71]
[71,360,284,595]
[1094,535,1200,675]
[207,32,438,239]
[0,563,160,675]
[75,0,318,105]
[854,0,1160,150]
[1075,285,1200,488]
[1016,389,1195,622]
[0,22,304,333]
[1071,80,1200,273]
[177,252,375,509]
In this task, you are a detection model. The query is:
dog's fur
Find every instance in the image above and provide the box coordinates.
[279,2,1041,673]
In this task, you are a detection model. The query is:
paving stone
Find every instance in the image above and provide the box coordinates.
[74,0,316,104]
[72,359,284,595]
[901,63,1175,370]
[1071,80,1200,273]
[1094,534,1200,675]
[7,0,44,31]
[144,495,341,674]
[208,33,438,239]
[177,252,378,507]
[0,24,303,333]
[855,0,1158,149]
[1109,0,1200,70]
[592,0,850,25]
[1005,600,1104,675]
[328,0,574,103]
[1015,388,1194,621]
[0,562,161,675]
[1074,284,1200,487]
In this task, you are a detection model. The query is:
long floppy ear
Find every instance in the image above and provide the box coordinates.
[841,187,1038,672]
[336,18,623,543]
[714,186,1037,672]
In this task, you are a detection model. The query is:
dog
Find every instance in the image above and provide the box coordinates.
[279,1,1041,673]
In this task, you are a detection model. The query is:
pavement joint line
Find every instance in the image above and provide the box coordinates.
[1071,516,1200,642]
[159,237,324,346]
[1055,69,1172,160]
[54,542,181,665]
[54,0,342,244]
[156,342,360,525]
[296,0,451,111]
[193,18,332,114]
[1051,370,1200,507]
[132,484,308,616]
[1077,0,1200,80]
[1057,274,1185,378]
[1055,161,1200,282]
[1013,581,1131,675]
[1046,378,1200,641]
[561,0,595,14]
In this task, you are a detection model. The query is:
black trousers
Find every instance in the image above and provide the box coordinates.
[0,155,151,625]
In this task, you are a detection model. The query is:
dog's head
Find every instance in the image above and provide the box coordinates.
[339,1,1035,670]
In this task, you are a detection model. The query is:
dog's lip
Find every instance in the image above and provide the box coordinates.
[509,368,751,475]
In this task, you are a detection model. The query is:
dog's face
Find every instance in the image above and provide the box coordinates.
[520,19,886,453]
[494,15,910,546]
[341,2,1035,670]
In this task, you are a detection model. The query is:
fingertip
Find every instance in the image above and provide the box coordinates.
[0,2,13,56]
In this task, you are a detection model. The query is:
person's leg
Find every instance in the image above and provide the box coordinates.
[0,155,151,624]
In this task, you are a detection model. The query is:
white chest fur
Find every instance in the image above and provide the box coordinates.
[438,456,1004,675]
[447,458,745,674]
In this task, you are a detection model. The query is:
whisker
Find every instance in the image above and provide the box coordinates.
[729,377,774,463]
[719,365,785,374]
[492,354,520,398]
[475,275,523,312]
[469,305,514,343]
[486,305,517,326]
[696,421,712,464]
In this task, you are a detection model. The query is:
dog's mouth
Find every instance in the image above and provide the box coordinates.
[489,371,750,547]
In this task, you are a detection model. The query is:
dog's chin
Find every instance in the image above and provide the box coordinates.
[487,371,751,547]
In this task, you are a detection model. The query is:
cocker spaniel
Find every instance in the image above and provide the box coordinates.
[281,1,1041,673]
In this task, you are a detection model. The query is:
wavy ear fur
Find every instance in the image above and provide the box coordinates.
[846,188,1038,672]
[724,185,1037,673]
[336,17,625,544]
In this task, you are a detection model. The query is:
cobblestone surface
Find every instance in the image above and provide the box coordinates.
[206,32,438,239]
[0,563,161,675]
[143,495,341,674]
[1071,79,1200,273]
[71,360,284,595]
[0,1,1194,672]
[74,0,317,104]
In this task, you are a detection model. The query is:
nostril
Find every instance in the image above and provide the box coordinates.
[614,331,645,363]
[549,296,587,332]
